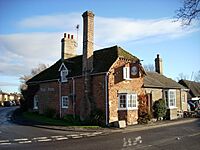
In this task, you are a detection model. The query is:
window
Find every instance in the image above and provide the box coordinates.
[164,90,176,108]
[59,63,68,82]
[119,93,137,110]
[33,95,39,109]
[62,96,69,108]
[123,67,130,80]
[127,94,137,108]
[61,70,68,82]
[119,94,126,109]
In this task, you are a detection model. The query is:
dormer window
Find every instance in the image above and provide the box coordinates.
[59,63,68,82]
[61,70,68,82]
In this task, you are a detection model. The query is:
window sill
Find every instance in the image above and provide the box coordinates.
[123,78,132,81]
[118,108,138,111]
[167,106,177,109]
[127,108,138,110]
[62,107,68,109]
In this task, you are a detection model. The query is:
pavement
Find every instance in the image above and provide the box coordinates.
[12,108,199,134]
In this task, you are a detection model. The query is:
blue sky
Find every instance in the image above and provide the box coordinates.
[0,0,200,93]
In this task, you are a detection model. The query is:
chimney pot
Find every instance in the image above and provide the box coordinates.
[68,34,70,39]
[71,35,73,39]
[64,33,66,38]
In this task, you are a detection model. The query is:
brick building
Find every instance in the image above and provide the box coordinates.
[27,10,187,125]
[27,11,146,125]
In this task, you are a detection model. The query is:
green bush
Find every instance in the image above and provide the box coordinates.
[90,109,105,126]
[153,99,166,120]
[44,108,56,118]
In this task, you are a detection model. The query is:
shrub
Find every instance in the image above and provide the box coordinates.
[44,108,56,118]
[153,99,166,120]
[90,109,105,126]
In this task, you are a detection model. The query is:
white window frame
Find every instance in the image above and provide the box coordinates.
[60,70,68,82]
[118,93,138,110]
[62,96,69,109]
[33,95,39,110]
[127,94,138,109]
[164,89,176,109]
[119,94,126,110]
[123,67,131,80]
[59,63,68,82]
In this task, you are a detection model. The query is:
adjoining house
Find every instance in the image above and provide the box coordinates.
[143,55,188,119]
[26,10,187,126]
[178,79,200,100]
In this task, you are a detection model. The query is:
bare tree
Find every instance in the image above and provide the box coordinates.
[143,64,155,72]
[175,0,200,25]
[194,70,200,82]
[19,64,49,91]
[176,73,189,81]
[176,70,200,82]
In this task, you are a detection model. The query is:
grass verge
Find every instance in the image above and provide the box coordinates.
[22,112,100,129]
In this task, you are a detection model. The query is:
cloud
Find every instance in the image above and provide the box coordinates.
[0,12,199,78]
[0,32,61,77]
[0,81,19,87]
[18,13,81,30]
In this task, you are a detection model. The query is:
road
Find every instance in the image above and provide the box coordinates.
[0,107,200,150]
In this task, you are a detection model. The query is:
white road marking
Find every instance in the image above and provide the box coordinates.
[66,134,79,137]
[38,139,52,142]
[72,136,83,139]
[0,142,11,145]
[51,135,65,138]
[0,140,9,143]
[19,141,32,144]
[80,133,90,136]
[55,137,68,141]
[93,132,102,135]
[32,137,48,140]
[14,138,29,142]
[188,132,200,137]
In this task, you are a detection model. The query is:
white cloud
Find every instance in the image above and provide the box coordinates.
[0,12,199,78]
[0,81,19,87]
[18,13,81,30]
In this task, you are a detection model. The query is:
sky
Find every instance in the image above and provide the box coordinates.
[0,0,200,93]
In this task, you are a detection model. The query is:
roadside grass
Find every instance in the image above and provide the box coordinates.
[22,112,100,129]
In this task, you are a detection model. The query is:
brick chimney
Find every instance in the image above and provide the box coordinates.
[155,54,163,74]
[80,11,95,121]
[82,11,94,73]
[61,33,77,60]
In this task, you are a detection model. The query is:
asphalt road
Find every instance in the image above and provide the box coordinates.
[0,107,200,150]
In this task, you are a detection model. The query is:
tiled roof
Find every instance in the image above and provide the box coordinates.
[178,79,200,98]
[144,72,185,89]
[27,45,139,83]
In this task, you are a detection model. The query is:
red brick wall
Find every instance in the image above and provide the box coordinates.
[36,74,106,120]
[108,58,144,125]
[36,82,59,116]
